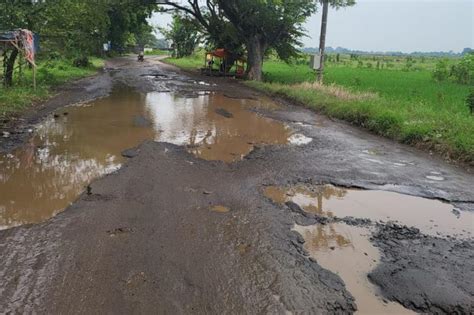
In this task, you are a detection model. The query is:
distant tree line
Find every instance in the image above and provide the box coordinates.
[302,46,473,57]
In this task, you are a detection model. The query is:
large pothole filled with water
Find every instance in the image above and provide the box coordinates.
[264,184,473,313]
[0,87,310,229]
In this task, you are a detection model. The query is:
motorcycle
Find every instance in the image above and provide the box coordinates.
[137,54,144,62]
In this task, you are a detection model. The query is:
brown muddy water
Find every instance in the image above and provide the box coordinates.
[266,184,473,313]
[264,185,473,238]
[294,223,414,314]
[0,88,303,229]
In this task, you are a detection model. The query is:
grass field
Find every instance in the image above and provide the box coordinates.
[0,57,104,118]
[145,49,170,56]
[166,53,473,163]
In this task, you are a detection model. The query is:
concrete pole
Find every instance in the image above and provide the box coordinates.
[317,0,329,83]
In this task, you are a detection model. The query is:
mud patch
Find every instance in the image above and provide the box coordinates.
[370,224,474,313]
[264,185,473,238]
[294,223,413,314]
[210,205,230,213]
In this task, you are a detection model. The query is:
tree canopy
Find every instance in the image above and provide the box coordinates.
[0,0,157,86]
[160,14,201,58]
[161,0,317,80]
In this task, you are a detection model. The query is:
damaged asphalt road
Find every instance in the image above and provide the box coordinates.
[0,57,473,313]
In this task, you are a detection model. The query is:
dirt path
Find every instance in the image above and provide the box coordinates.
[0,56,472,314]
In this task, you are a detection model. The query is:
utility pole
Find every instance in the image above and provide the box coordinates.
[317,0,329,83]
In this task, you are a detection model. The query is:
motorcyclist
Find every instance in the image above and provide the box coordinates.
[138,51,144,62]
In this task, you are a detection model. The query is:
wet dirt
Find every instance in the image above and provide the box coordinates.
[0,85,291,229]
[369,224,474,313]
[264,184,474,238]
[294,223,414,314]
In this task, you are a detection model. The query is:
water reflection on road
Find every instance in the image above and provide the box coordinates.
[264,184,473,238]
[0,87,292,229]
[294,223,414,314]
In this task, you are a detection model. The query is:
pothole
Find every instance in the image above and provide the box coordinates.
[294,223,414,314]
[145,92,291,163]
[0,86,294,229]
[266,184,470,312]
[264,184,473,238]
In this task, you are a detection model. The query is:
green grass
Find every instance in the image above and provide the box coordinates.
[0,57,104,118]
[165,53,204,70]
[166,54,474,163]
[255,60,473,163]
[144,49,170,56]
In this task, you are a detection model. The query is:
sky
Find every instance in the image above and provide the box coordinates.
[148,0,474,53]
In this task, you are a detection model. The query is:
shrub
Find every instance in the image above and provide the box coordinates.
[432,59,449,82]
[467,90,474,114]
[73,56,90,68]
[450,54,473,85]
[37,67,56,84]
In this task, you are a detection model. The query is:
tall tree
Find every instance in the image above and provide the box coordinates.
[160,14,200,58]
[217,0,316,81]
[161,0,316,81]
[107,1,157,52]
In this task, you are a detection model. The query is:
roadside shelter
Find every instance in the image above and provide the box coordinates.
[201,48,246,78]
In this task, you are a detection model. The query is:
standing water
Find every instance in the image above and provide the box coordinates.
[0,88,294,229]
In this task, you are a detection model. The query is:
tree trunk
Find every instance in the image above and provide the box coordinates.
[4,49,19,87]
[246,36,266,81]
[317,0,329,83]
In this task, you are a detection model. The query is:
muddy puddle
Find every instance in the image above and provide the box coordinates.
[294,223,414,314]
[0,87,297,229]
[267,184,473,312]
[145,92,292,162]
[264,185,473,238]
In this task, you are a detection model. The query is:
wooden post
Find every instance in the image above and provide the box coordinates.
[317,0,329,83]
[33,66,36,90]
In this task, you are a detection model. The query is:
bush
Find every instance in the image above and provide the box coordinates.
[450,54,473,85]
[432,59,449,82]
[37,67,56,84]
[73,56,90,68]
[467,90,474,114]
[47,52,62,60]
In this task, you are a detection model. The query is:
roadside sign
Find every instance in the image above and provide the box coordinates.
[310,54,321,70]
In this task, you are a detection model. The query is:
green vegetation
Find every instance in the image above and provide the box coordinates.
[166,53,204,70]
[0,57,104,118]
[467,90,474,114]
[166,52,474,163]
[1,0,157,116]
[161,0,337,80]
[159,14,201,58]
[144,49,169,56]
